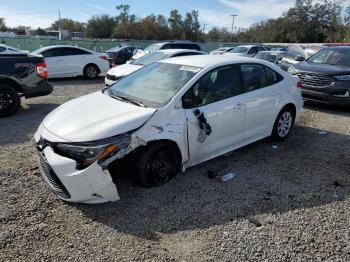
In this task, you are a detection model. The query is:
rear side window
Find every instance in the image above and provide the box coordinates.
[240,64,283,93]
[240,64,267,92]
[265,66,283,85]
[62,48,91,56]
[0,46,6,52]
[161,43,200,51]
[171,52,201,57]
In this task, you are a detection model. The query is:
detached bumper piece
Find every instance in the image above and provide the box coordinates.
[38,151,70,199]
[36,146,120,204]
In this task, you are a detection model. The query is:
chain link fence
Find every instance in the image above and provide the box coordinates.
[0,37,250,53]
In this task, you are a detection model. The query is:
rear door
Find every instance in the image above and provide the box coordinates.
[238,64,283,142]
[62,47,92,76]
[183,65,245,164]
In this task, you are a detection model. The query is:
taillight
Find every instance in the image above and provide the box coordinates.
[36,62,48,78]
[99,55,108,61]
[297,81,303,88]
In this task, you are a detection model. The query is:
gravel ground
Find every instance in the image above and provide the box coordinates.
[0,77,349,261]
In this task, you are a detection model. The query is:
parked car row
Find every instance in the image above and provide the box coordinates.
[1,42,349,119]
[105,49,205,86]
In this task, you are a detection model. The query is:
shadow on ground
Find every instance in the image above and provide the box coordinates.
[76,125,350,240]
[49,76,105,87]
[0,103,59,145]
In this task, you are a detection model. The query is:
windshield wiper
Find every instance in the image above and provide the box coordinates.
[110,94,147,107]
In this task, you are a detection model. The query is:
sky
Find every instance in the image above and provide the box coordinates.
[0,0,349,31]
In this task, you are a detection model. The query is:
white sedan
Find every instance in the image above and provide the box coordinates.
[35,55,303,204]
[105,49,205,86]
[225,45,268,57]
[32,45,110,79]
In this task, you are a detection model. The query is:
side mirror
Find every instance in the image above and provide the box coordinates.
[295,55,305,62]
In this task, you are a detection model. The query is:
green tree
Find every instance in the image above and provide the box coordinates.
[49,18,85,32]
[0,17,6,32]
[168,10,183,39]
[86,15,115,38]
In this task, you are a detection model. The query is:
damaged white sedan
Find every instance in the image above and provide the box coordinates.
[34,55,303,204]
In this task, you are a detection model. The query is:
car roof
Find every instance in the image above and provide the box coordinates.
[258,51,285,54]
[33,45,93,53]
[161,54,264,68]
[154,49,203,55]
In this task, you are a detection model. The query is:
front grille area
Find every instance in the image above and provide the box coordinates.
[37,151,70,199]
[296,73,334,88]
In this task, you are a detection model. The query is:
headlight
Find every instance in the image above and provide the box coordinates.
[55,134,130,170]
[333,75,350,81]
[287,66,296,74]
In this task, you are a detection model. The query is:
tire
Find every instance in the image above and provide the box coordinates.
[0,83,20,118]
[271,106,295,141]
[132,142,181,188]
[83,64,99,79]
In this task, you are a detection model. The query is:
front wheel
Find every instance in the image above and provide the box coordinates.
[271,106,295,141]
[83,64,99,79]
[132,142,181,188]
[0,84,20,118]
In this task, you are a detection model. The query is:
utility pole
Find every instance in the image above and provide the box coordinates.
[203,24,207,33]
[230,14,237,43]
[58,9,62,40]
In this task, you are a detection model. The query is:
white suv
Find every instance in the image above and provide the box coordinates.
[35,55,303,204]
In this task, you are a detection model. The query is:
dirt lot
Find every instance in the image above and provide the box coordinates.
[0,77,349,261]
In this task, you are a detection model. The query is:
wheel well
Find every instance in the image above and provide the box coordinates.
[84,63,100,74]
[0,78,23,93]
[282,103,296,117]
[138,139,182,164]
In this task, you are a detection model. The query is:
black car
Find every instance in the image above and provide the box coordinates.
[0,53,53,117]
[105,46,139,65]
[289,47,350,106]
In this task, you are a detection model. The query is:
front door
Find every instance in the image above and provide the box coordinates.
[182,65,245,165]
[42,48,66,78]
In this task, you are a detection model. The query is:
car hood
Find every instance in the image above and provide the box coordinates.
[107,63,143,77]
[42,91,156,142]
[293,61,350,76]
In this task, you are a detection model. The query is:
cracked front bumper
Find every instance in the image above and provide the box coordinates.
[34,128,120,204]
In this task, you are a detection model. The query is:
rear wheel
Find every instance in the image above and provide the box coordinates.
[271,106,295,141]
[132,142,181,188]
[0,84,20,118]
[83,64,99,79]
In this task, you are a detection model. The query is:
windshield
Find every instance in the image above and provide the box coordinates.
[307,49,350,66]
[131,52,170,66]
[109,62,201,107]
[229,46,248,53]
[145,43,163,53]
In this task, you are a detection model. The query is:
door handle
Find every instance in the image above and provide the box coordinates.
[271,91,279,96]
[233,102,245,110]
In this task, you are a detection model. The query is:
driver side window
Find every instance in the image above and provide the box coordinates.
[182,65,243,109]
